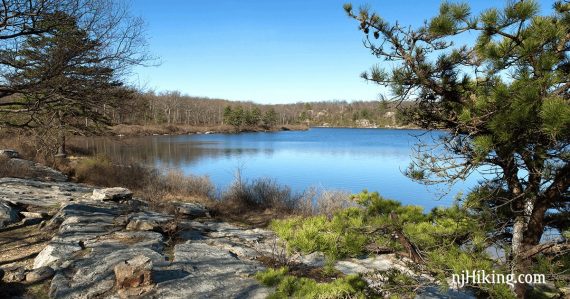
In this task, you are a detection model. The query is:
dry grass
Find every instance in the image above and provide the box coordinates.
[72,156,215,205]
[213,175,355,225]
[73,155,154,190]
[144,170,215,204]
[0,130,93,166]
[296,188,355,217]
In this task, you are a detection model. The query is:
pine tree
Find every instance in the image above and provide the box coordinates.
[2,12,129,156]
[345,1,569,297]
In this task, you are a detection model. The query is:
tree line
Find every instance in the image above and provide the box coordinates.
[100,90,412,130]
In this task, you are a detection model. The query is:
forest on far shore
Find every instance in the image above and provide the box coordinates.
[105,90,414,130]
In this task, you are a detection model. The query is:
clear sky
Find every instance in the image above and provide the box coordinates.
[130,0,556,104]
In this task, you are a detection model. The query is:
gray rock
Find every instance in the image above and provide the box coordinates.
[175,202,209,218]
[114,255,153,289]
[415,286,477,299]
[150,241,269,299]
[0,201,19,228]
[335,254,413,276]
[0,178,92,208]
[299,252,326,268]
[207,238,260,260]
[126,211,172,232]
[50,247,165,299]
[33,243,83,269]
[91,187,133,201]
[86,231,165,253]
[25,266,55,282]
[0,149,20,159]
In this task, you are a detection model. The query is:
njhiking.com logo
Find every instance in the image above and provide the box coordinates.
[452,270,546,288]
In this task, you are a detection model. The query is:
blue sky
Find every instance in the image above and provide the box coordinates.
[130,0,556,104]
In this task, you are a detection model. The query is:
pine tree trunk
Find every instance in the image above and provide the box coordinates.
[511,197,535,298]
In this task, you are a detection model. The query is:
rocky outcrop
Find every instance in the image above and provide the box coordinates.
[0,177,92,208]
[1,175,275,298]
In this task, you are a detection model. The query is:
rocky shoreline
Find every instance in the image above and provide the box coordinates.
[0,151,473,298]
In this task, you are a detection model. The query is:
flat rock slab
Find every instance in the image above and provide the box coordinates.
[34,202,125,269]
[149,241,270,299]
[26,266,55,283]
[0,178,92,208]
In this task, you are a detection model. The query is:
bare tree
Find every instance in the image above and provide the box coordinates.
[0,0,153,156]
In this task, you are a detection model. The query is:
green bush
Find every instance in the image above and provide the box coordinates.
[269,190,518,298]
[270,207,369,260]
[256,267,370,299]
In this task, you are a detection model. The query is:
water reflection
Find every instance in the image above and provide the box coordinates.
[77,128,480,210]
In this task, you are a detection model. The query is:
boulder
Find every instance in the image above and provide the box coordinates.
[175,202,209,218]
[0,149,20,159]
[26,266,55,283]
[92,187,133,201]
[114,255,153,289]
[0,201,19,228]
[126,211,172,232]
[299,252,326,268]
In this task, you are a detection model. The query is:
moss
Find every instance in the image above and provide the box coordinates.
[256,267,371,299]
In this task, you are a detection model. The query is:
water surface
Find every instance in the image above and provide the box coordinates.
[79,128,481,210]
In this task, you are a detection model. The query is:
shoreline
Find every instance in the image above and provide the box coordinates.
[107,123,309,137]
[106,123,425,138]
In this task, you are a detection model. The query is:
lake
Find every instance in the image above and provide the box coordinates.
[78,128,481,210]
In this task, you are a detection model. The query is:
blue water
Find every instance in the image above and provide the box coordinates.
[82,128,482,210]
